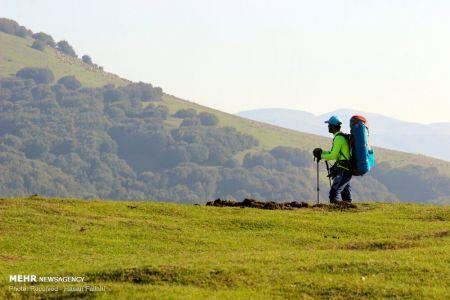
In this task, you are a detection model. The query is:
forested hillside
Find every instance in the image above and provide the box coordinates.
[1,18,450,204]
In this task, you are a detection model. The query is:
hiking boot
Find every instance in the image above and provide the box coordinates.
[342,199,352,203]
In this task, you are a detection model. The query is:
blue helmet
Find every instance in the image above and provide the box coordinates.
[324,115,342,126]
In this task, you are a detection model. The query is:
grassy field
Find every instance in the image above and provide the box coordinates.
[0,32,129,88]
[0,197,449,299]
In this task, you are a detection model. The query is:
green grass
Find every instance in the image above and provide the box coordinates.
[0,197,449,299]
[0,32,129,87]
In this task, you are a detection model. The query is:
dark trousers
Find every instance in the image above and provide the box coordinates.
[329,169,352,203]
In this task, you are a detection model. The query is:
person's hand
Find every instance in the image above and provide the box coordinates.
[313,148,322,160]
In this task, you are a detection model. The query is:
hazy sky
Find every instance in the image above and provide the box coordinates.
[2,0,450,123]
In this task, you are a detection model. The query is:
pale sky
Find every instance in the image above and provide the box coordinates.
[2,0,450,124]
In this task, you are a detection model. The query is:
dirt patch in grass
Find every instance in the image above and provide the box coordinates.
[207,198,309,210]
[206,198,358,210]
[343,240,415,251]
[313,202,358,210]
[0,255,21,261]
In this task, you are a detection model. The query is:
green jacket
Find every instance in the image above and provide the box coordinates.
[321,131,351,170]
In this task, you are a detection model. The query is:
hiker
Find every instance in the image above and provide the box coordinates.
[313,116,352,204]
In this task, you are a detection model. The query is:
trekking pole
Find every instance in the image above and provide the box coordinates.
[315,158,320,204]
[325,161,332,188]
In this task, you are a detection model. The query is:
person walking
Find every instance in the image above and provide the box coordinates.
[313,116,353,204]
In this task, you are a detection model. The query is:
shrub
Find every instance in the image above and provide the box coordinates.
[0,18,20,35]
[181,118,200,127]
[31,86,53,100]
[199,112,219,126]
[16,67,54,84]
[57,75,81,90]
[56,40,77,57]
[23,140,49,159]
[270,146,312,168]
[174,108,197,119]
[16,26,31,38]
[103,89,124,102]
[31,40,46,51]
[155,105,170,120]
[243,152,277,169]
[0,18,31,38]
[32,32,56,47]
[82,55,93,65]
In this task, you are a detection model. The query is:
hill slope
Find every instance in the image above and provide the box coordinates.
[0,32,129,88]
[162,95,450,177]
[1,22,450,204]
[2,29,448,175]
[237,108,450,162]
[1,197,449,299]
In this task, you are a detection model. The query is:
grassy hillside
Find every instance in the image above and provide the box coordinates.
[0,32,129,88]
[0,197,449,299]
[2,25,450,205]
[160,95,450,177]
[1,29,449,177]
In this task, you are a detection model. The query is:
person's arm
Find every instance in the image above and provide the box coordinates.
[321,136,344,160]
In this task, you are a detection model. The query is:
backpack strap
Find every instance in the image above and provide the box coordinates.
[334,133,351,161]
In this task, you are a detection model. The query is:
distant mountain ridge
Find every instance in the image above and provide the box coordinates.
[237,108,450,162]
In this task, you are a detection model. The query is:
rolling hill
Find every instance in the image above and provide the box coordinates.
[237,108,450,162]
[0,31,129,88]
[162,95,450,176]
[1,20,450,204]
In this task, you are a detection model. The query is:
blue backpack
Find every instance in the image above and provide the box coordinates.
[348,115,374,176]
[336,116,374,176]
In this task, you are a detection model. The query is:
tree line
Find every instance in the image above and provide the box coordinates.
[1,66,449,203]
[1,18,100,69]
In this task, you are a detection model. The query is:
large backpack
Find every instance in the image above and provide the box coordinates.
[336,116,374,176]
[347,115,374,176]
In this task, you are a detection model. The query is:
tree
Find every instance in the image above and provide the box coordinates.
[270,146,312,168]
[23,140,49,159]
[56,40,77,57]
[32,32,56,47]
[0,18,20,35]
[0,19,31,38]
[31,40,46,51]
[31,86,53,100]
[155,105,170,120]
[243,152,277,169]
[16,26,31,38]
[82,55,93,65]
[181,118,200,127]
[16,67,54,84]
[174,108,197,119]
[1,74,439,204]
[199,112,219,126]
[57,75,81,90]
[103,89,124,102]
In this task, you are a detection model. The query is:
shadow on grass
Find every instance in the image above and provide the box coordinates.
[3,289,94,300]
[343,240,416,251]
[278,281,414,300]
[402,230,450,241]
[85,265,245,289]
